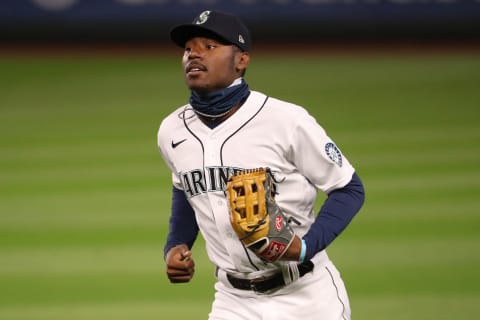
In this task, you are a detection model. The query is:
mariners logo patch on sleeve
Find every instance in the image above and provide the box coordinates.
[325,142,343,167]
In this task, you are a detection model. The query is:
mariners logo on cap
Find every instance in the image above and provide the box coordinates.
[238,34,245,44]
[195,11,211,25]
[325,142,343,167]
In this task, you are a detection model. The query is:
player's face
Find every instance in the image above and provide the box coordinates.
[182,37,250,94]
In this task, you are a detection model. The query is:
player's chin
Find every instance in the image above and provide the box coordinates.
[186,80,210,94]
[185,72,204,82]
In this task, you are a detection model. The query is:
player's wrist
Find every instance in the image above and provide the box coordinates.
[298,239,307,262]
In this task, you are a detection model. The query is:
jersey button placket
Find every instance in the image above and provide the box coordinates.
[205,134,219,165]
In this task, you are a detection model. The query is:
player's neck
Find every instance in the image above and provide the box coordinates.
[190,79,248,113]
[198,100,245,129]
[190,78,250,128]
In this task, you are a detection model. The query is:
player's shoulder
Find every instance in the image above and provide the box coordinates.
[254,91,311,119]
[158,104,190,132]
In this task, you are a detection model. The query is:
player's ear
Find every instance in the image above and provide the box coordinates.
[235,51,250,74]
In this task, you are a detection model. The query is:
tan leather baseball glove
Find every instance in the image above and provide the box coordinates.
[226,168,295,262]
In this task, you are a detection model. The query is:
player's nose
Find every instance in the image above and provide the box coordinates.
[186,47,203,59]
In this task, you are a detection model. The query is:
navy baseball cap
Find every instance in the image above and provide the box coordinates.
[170,10,251,52]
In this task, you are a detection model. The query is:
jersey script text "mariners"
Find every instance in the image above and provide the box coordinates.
[181,166,243,198]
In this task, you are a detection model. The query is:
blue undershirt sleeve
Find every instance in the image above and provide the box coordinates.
[163,186,199,259]
[302,172,365,261]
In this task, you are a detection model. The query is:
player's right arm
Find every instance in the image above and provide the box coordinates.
[164,186,199,283]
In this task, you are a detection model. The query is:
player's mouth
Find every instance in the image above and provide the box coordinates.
[185,63,207,76]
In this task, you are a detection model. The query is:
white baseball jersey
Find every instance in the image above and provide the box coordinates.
[157,90,355,274]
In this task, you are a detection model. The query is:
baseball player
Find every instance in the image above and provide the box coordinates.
[158,10,365,320]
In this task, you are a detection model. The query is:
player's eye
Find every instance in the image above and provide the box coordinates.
[184,47,192,53]
[206,44,216,50]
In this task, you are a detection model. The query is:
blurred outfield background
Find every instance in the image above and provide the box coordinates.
[1,1,480,320]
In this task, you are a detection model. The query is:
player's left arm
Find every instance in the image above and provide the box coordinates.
[280,172,364,261]
[284,110,365,261]
[300,172,365,261]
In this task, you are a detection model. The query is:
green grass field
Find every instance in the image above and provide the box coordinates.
[1,48,479,319]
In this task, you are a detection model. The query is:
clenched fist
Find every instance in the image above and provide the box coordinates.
[165,244,195,283]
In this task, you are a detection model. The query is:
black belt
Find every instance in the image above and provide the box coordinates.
[226,260,314,293]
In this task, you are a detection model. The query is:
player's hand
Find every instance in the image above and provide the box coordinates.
[165,244,195,283]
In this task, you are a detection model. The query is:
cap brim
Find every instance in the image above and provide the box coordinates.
[170,24,231,48]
